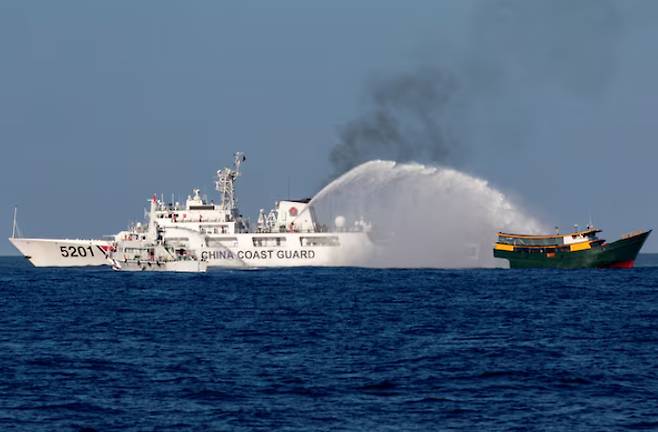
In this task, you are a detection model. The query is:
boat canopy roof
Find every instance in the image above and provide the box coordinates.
[497,228,601,240]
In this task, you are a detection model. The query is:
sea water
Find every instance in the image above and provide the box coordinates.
[1,256,658,431]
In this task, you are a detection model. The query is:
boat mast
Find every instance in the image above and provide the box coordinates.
[215,152,246,213]
[11,207,17,239]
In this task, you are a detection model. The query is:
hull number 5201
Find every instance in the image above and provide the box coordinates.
[60,246,95,258]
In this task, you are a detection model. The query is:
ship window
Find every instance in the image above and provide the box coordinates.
[199,224,230,234]
[530,238,560,247]
[124,248,140,253]
[206,237,238,247]
[300,236,340,247]
[498,236,563,247]
[252,237,286,247]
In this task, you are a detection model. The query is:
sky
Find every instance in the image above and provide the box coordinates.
[2,0,658,255]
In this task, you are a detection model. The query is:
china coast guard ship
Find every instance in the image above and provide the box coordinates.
[10,153,374,269]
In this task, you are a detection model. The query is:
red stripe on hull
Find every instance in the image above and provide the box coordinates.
[601,260,635,269]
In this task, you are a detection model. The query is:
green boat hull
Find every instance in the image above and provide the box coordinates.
[494,230,651,269]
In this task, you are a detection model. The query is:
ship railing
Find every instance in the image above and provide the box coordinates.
[164,218,232,223]
[622,230,646,239]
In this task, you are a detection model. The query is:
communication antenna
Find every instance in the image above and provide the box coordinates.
[233,152,245,176]
[216,152,246,211]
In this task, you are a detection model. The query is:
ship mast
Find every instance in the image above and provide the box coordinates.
[11,207,17,239]
[215,152,246,213]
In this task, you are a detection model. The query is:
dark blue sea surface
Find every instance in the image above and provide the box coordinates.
[1,257,658,431]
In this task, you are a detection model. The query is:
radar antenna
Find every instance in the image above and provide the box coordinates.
[215,152,246,212]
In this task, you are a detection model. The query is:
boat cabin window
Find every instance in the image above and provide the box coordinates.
[300,236,340,247]
[206,237,238,247]
[497,236,563,247]
[199,224,229,234]
[253,237,287,247]
[123,247,149,255]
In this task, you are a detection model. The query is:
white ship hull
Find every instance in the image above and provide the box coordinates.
[9,238,112,267]
[9,232,373,269]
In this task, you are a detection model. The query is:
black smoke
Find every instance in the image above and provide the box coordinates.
[329,0,623,176]
[330,67,459,176]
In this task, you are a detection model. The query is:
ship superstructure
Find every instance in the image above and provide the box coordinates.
[141,153,372,267]
[108,215,207,273]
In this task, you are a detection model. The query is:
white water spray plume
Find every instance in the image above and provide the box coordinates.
[309,160,546,268]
